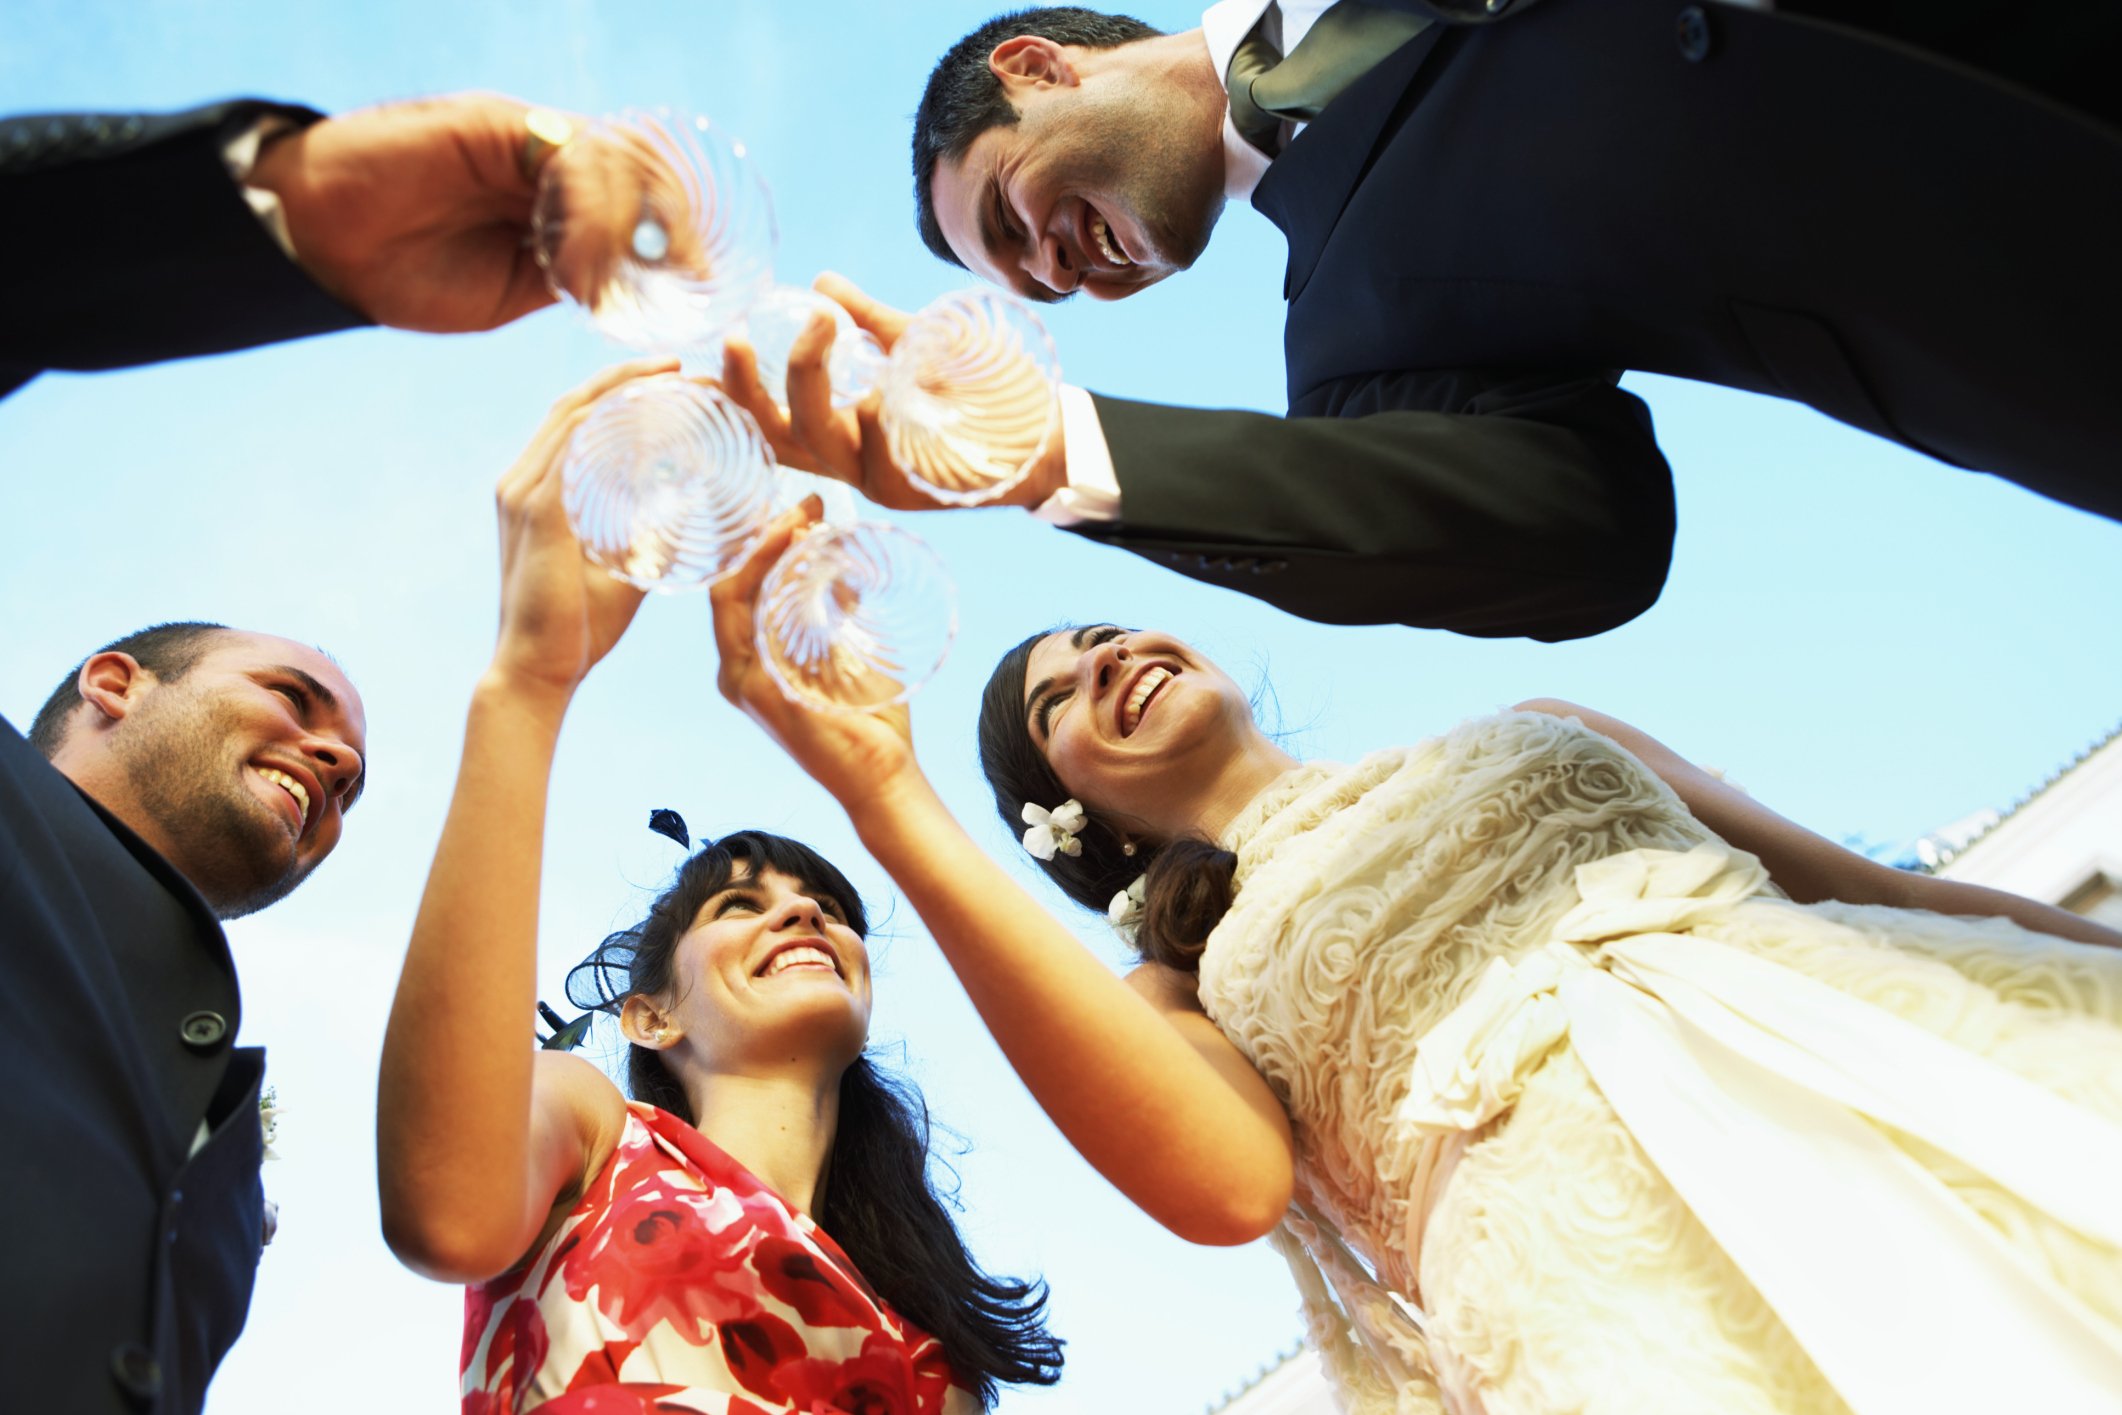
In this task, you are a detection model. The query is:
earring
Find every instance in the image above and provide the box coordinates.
[1121,841,1137,857]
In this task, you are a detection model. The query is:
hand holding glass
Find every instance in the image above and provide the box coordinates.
[560,374,955,712]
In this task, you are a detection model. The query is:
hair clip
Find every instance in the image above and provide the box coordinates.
[537,1000,593,1052]
[1021,799,1087,861]
[648,808,690,848]
[1107,875,1148,944]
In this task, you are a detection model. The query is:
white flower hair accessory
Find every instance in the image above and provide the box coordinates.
[1021,799,1088,861]
[1107,874,1149,944]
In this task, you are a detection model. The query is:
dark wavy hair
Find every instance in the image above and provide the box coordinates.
[912,8,1164,267]
[976,628,1239,972]
[567,830,1063,1406]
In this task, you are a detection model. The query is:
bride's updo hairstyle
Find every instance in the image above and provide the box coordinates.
[978,629,1239,973]
[568,830,1063,1406]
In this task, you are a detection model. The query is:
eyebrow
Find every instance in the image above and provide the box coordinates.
[269,665,339,712]
[266,664,367,810]
[1024,626,1120,739]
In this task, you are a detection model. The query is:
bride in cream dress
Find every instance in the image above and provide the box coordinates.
[701,515,2122,1415]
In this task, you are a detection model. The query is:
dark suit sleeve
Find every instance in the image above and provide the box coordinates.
[1066,368,1675,642]
[0,100,370,399]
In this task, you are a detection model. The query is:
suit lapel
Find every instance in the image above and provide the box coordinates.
[1253,24,1450,303]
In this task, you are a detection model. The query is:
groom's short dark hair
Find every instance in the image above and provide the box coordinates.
[912,7,1164,268]
[27,621,232,758]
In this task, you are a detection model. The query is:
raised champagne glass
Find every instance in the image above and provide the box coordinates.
[531,108,775,352]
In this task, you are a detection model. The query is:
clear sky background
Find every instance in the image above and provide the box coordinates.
[5,3,2121,1412]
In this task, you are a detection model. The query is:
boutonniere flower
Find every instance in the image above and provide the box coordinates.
[1021,799,1087,861]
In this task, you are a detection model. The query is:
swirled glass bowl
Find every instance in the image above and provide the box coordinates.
[879,290,1061,506]
[533,109,776,352]
[741,285,888,409]
[561,375,783,591]
[755,522,958,712]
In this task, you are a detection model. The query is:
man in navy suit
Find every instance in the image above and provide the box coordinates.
[1,623,366,1415]
[739,0,2121,641]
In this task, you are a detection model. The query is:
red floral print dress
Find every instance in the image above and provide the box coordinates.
[462,1103,976,1415]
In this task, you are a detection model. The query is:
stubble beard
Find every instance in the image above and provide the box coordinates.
[1064,86,1226,274]
[117,689,313,920]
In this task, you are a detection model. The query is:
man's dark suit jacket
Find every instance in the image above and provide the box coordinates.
[0,718,267,1415]
[1071,0,2122,640]
[0,99,366,400]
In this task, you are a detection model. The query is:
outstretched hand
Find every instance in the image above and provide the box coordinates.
[708,501,924,808]
[488,359,672,701]
[249,93,573,333]
[720,272,1069,512]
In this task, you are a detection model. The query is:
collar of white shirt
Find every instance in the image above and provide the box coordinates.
[1205,0,1335,202]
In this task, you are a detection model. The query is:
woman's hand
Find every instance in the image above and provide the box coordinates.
[719,272,1067,512]
[488,359,671,702]
[707,502,924,808]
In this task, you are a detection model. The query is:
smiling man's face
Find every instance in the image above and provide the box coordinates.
[63,631,369,919]
[931,41,1228,302]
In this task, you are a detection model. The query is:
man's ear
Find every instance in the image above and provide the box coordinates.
[988,35,1079,96]
[76,652,155,727]
[619,995,680,1050]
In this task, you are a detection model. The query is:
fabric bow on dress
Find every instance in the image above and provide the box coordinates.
[1384,841,2122,1415]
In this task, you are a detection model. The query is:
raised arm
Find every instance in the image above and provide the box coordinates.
[708,513,1296,1246]
[1518,698,2122,950]
[376,361,665,1283]
[716,275,1674,645]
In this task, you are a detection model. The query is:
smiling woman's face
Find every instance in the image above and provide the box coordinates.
[1022,626,1258,836]
[657,867,872,1076]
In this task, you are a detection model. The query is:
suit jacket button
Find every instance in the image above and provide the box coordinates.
[180,1010,228,1050]
[1675,6,1713,62]
[110,1344,163,1403]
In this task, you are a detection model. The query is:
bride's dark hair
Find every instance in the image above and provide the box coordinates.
[976,627,1239,973]
[567,830,1062,1407]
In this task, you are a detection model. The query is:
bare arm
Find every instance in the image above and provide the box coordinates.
[709,513,1295,1246]
[377,361,662,1283]
[1516,699,2122,950]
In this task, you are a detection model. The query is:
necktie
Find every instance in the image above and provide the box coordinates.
[1225,1,1433,156]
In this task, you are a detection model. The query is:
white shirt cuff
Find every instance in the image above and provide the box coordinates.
[220,114,302,261]
[1032,384,1123,527]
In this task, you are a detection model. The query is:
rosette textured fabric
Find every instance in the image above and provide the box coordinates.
[1198,711,2122,1415]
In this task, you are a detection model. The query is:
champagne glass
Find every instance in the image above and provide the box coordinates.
[740,285,888,409]
[755,522,958,713]
[561,374,956,710]
[738,288,1062,507]
[532,108,775,352]
[560,373,782,590]
[879,289,1062,506]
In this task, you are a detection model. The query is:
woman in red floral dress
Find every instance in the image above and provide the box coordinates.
[375,363,1062,1415]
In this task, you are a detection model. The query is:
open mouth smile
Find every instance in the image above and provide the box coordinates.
[1086,205,1133,268]
[756,942,842,979]
[255,765,313,836]
[1121,665,1176,736]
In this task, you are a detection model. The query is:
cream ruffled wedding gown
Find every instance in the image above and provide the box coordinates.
[1196,711,2122,1415]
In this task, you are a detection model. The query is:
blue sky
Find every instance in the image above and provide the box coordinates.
[6,3,2121,1412]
